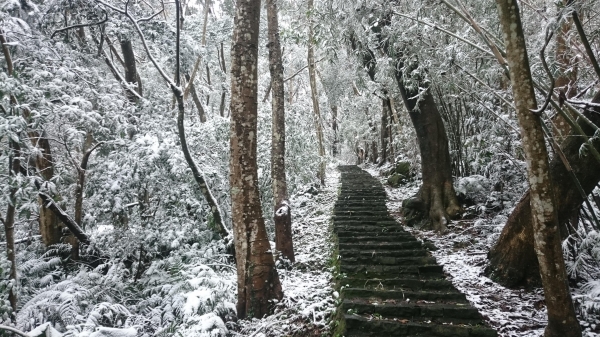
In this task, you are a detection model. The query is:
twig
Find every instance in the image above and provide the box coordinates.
[138,9,164,23]
[531,24,555,115]
[51,11,109,38]
[392,10,495,59]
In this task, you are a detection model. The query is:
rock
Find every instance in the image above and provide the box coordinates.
[387,173,404,187]
[395,161,411,177]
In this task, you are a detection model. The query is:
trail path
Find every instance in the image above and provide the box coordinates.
[334,165,497,336]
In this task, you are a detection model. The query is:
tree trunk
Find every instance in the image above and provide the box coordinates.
[31,131,66,246]
[4,138,20,315]
[185,73,207,123]
[487,91,600,288]
[331,105,338,157]
[495,1,580,335]
[553,0,578,141]
[229,0,283,319]
[380,97,390,164]
[219,91,226,117]
[3,29,64,248]
[267,0,294,262]
[392,64,461,231]
[120,38,141,103]
[308,0,325,186]
[70,138,103,260]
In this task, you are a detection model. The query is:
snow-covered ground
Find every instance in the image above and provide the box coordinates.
[233,165,340,336]
[365,165,600,337]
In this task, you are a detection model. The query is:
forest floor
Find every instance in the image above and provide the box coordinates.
[364,164,600,337]
[232,165,340,336]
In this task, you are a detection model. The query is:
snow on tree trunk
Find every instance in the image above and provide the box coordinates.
[308,0,325,186]
[487,91,600,289]
[266,0,294,262]
[495,1,581,335]
[229,0,283,319]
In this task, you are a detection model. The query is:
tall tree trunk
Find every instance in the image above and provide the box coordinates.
[219,91,226,117]
[185,73,207,123]
[308,0,325,185]
[553,0,578,141]
[3,29,64,248]
[4,138,20,316]
[120,38,141,103]
[380,96,390,164]
[487,91,600,288]
[229,0,283,319]
[495,1,580,335]
[331,105,338,157]
[392,63,461,231]
[70,137,103,260]
[267,0,294,262]
[30,130,65,246]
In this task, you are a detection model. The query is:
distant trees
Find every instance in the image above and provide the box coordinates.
[229,0,283,318]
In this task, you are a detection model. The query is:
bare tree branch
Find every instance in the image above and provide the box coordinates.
[51,11,108,38]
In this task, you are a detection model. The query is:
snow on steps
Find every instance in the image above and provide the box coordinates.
[333,165,497,337]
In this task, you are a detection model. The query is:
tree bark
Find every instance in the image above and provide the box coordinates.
[120,38,141,103]
[495,1,580,335]
[487,91,600,288]
[308,0,325,186]
[266,0,294,262]
[229,0,283,319]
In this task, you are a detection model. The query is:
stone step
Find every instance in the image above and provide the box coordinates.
[336,234,416,243]
[334,215,397,222]
[343,288,465,303]
[338,249,428,258]
[334,226,408,234]
[338,241,423,251]
[335,201,388,211]
[342,299,482,323]
[336,230,412,237]
[341,256,436,267]
[340,264,445,278]
[334,210,390,217]
[343,315,498,337]
[334,219,400,226]
[342,278,454,291]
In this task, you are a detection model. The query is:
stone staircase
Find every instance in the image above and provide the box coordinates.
[333,165,497,337]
